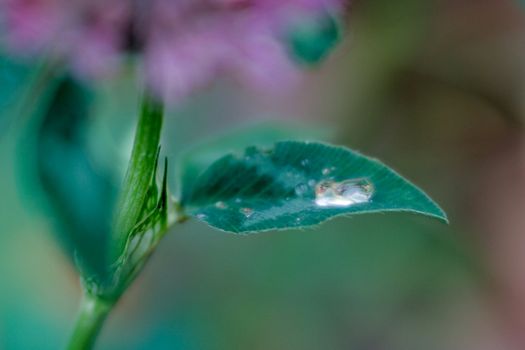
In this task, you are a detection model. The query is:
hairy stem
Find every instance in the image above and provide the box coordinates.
[67,293,114,350]
[67,93,166,349]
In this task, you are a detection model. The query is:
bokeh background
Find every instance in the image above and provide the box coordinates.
[2,0,525,349]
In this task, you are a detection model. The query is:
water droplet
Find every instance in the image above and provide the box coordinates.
[322,167,336,176]
[240,207,254,218]
[295,183,309,196]
[295,217,302,223]
[337,179,374,203]
[315,178,374,207]
[215,201,228,209]
[196,213,207,220]
[308,179,316,187]
[300,159,310,167]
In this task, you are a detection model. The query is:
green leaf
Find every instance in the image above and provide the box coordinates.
[111,94,163,261]
[0,54,32,132]
[181,141,447,233]
[35,76,116,278]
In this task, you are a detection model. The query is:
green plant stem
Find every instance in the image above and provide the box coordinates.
[66,93,165,349]
[67,293,114,350]
[112,94,164,259]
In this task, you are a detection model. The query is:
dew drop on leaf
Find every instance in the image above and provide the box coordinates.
[315,178,374,207]
[240,207,254,218]
[295,183,309,196]
[215,201,228,209]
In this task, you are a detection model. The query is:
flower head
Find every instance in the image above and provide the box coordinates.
[1,0,343,101]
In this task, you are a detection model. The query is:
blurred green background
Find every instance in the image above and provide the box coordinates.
[2,0,525,349]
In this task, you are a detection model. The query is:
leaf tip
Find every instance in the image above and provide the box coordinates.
[420,198,449,224]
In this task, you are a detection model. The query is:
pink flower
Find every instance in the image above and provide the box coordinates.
[1,0,129,77]
[0,0,343,101]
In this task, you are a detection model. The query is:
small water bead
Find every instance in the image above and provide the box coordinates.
[215,201,228,209]
[300,159,310,167]
[308,179,316,187]
[322,166,337,175]
[294,183,309,196]
[315,178,374,207]
[240,207,254,218]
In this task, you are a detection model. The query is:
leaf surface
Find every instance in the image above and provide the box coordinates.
[177,122,331,199]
